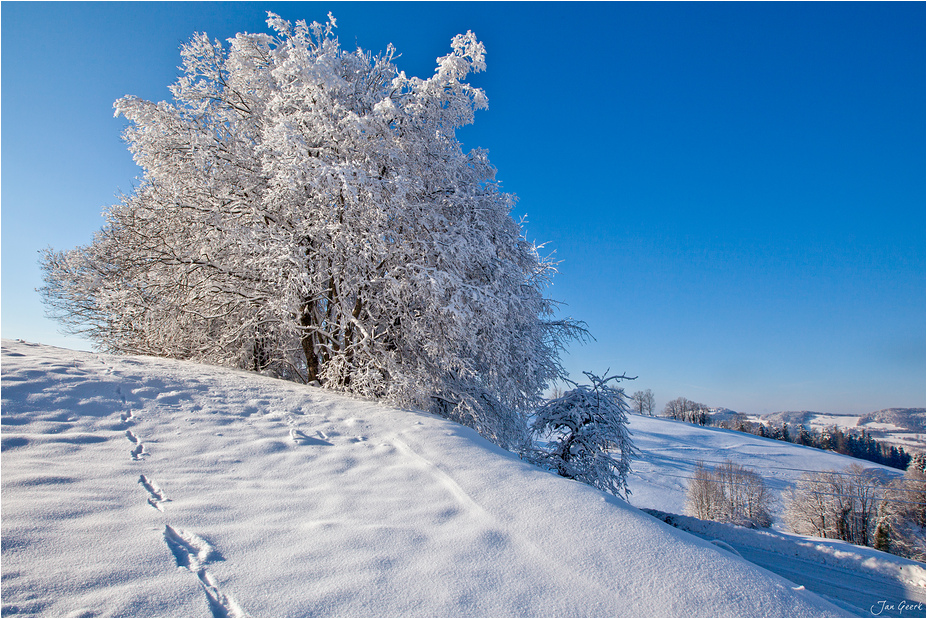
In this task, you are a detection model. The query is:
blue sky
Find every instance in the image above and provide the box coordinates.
[2,2,924,415]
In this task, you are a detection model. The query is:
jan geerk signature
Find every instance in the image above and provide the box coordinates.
[871,600,926,616]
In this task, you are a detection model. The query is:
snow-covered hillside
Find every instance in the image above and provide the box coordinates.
[624,416,925,614]
[0,340,917,617]
[625,415,909,522]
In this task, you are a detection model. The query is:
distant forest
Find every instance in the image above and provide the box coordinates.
[660,400,913,470]
[729,420,911,470]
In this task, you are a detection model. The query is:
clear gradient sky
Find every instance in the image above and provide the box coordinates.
[2,2,924,415]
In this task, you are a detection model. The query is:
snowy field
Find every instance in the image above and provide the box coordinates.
[624,417,925,615]
[626,415,909,522]
[1,340,922,617]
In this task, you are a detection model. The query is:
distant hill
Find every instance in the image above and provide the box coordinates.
[749,408,926,454]
[704,407,747,425]
[858,408,926,434]
[761,411,825,427]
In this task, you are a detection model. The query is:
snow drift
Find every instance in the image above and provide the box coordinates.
[1,340,846,617]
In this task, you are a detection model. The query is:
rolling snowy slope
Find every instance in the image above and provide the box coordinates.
[625,413,926,615]
[625,414,908,521]
[0,340,847,617]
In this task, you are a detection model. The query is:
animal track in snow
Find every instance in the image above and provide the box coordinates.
[115,386,135,423]
[96,356,114,374]
[125,430,149,460]
[138,475,170,511]
[281,410,337,447]
[198,567,244,619]
[163,525,244,618]
[288,428,333,447]
[163,525,215,570]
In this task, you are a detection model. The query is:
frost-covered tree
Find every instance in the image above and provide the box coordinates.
[786,462,924,559]
[40,13,585,449]
[630,389,655,416]
[530,372,637,498]
[876,461,926,561]
[662,396,708,425]
[686,462,716,521]
[686,460,772,528]
[785,465,885,547]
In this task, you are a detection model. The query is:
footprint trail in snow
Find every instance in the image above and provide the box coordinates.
[138,475,170,511]
[163,525,244,618]
[125,430,149,460]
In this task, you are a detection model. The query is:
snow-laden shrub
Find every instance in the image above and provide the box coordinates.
[530,372,637,499]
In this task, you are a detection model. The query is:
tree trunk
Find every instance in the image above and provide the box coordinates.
[299,301,320,384]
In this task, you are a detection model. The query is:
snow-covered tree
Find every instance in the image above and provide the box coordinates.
[630,389,655,416]
[686,462,716,521]
[530,372,637,498]
[876,461,926,561]
[686,460,772,528]
[662,396,708,425]
[40,13,585,450]
[784,465,885,547]
[786,462,923,559]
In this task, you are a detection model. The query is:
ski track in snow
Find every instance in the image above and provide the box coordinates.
[392,437,487,520]
[737,545,921,615]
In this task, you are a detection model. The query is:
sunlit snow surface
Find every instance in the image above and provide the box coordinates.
[0,340,903,617]
[625,413,925,616]
[626,414,907,519]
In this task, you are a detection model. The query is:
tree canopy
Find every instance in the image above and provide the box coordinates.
[41,13,584,449]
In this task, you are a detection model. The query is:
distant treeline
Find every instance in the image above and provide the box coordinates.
[661,397,913,470]
[727,420,911,470]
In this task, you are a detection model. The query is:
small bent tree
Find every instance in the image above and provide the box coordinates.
[530,372,637,499]
[39,13,586,450]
